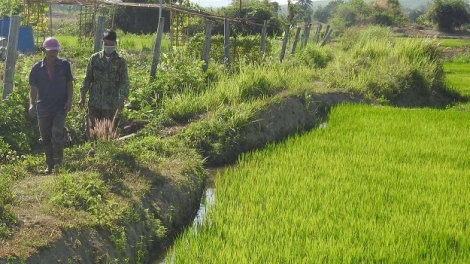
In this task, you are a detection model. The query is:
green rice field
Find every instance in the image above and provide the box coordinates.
[165,104,470,263]
[445,60,470,97]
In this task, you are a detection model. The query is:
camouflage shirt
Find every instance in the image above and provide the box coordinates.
[80,50,129,110]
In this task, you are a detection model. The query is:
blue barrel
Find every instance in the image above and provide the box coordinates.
[0,18,11,38]
[18,25,35,54]
[0,18,36,54]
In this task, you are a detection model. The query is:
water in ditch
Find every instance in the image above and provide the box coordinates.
[152,167,221,263]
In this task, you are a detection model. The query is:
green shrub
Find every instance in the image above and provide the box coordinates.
[0,84,40,159]
[0,174,16,238]
[426,0,470,32]
[294,43,334,68]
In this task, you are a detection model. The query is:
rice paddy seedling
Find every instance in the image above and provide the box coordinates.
[166,104,470,263]
[444,60,470,97]
[438,38,470,48]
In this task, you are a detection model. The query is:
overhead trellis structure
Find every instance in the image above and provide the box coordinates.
[22,0,267,49]
[23,0,266,26]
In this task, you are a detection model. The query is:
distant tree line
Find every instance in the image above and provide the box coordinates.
[0,0,469,37]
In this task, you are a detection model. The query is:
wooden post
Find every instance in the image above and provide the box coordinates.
[322,25,330,43]
[315,23,322,43]
[321,29,333,47]
[150,17,165,78]
[303,23,312,47]
[300,24,308,48]
[279,25,289,62]
[224,18,230,69]
[2,15,20,99]
[305,23,312,46]
[49,4,53,36]
[291,26,301,55]
[202,20,212,72]
[93,16,105,53]
[260,21,267,57]
[111,5,116,30]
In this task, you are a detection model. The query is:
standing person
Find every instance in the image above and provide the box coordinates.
[78,29,130,138]
[28,37,73,174]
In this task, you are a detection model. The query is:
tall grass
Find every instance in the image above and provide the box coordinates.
[166,104,470,263]
[323,26,446,106]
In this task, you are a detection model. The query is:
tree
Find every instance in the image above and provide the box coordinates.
[0,0,20,17]
[328,0,371,33]
[426,0,470,32]
[287,0,302,26]
[408,7,427,23]
[313,0,344,23]
[295,0,313,23]
[213,0,283,36]
[369,0,408,26]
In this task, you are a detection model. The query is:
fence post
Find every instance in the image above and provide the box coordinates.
[260,21,267,57]
[93,16,105,53]
[303,23,312,47]
[291,26,301,55]
[321,29,333,47]
[150,17,165,78]
[280,25,290,62]
[322,25,330,43]
[314,23,322,43]
[224,18,230,69]
[2,15,20,100]
[300,23,308,48]
[202,19,212,72]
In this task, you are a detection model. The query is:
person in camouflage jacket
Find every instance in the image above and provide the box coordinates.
[79,30,129,138]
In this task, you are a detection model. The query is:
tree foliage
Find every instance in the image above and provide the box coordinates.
[286,0,302,26]
[295,0,313,23]
[313,0,344,23]
[426,0,470,32]
[325,0,407,33]
[0,0,48,38]
[213,0,283,37]
[0,0,20,17]
[369,0,408,26]
[328,0,371,33]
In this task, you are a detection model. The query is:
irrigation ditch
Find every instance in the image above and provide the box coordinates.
[1,26,469,263]
[0,92,364,264]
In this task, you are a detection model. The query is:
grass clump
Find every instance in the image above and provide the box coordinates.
[322,26,455,107]
[0,175,16,238]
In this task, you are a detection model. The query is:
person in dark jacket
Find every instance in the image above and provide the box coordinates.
[29,37,73,174]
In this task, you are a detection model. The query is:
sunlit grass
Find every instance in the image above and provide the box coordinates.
[167,104,470,263]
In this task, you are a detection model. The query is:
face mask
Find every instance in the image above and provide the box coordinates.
[104,45,115,54]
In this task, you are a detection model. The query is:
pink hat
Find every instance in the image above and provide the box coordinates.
[43,37,60,51]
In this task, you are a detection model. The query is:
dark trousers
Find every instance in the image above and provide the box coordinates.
[38,113,66,166]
